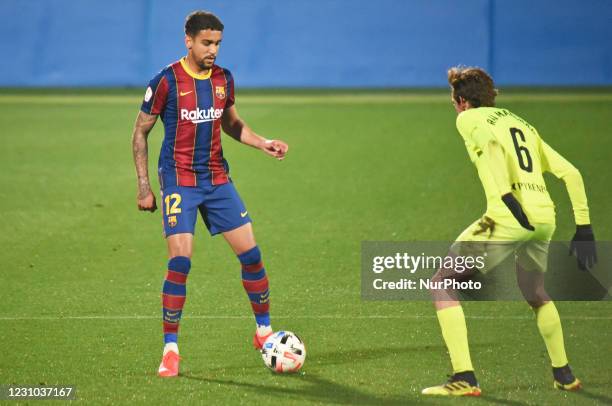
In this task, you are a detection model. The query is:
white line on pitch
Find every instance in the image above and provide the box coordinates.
[0,315,610,321]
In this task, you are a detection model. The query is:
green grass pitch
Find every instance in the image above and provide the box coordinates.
[0,89,610,404]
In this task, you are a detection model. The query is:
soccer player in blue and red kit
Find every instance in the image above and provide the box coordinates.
[131,11,288,377]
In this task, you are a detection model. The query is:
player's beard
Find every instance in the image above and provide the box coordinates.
[198,56,215,70]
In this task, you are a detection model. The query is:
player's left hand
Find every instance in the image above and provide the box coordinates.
[569,224,597,271]
[261,139,288,160]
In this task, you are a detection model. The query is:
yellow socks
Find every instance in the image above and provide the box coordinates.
[436,306,474,373]
[535,302,568,368]
[436,302,568,374]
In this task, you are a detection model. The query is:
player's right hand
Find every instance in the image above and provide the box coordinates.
[138,191,157,212]
[261,139,289,160]
[501,193,535,231]
[569,224,597,271]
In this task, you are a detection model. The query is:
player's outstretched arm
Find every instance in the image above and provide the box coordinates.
[222,106,288,160]
[132,111,158,212]
[540,141,597,270]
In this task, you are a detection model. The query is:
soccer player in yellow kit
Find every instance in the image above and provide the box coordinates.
[422,66,597,396]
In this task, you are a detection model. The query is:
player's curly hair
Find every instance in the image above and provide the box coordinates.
[447,66,498,107]
[185,11,224,36]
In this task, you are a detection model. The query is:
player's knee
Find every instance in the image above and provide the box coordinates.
[168,244,192,259]
[519,283,550,310]
[238,245,261,265]
[527,295,549,309]
[524,288,549,308]
[168,256,191,274]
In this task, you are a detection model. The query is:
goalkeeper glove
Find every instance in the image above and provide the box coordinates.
[501,193,535,231]
[569,224,597,271]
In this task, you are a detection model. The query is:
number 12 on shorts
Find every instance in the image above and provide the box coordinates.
[164,193,182,215]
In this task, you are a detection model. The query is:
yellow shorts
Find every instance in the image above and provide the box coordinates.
[450,216,556,273]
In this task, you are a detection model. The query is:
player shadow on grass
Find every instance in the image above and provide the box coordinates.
[180,343,571,405]
[485,373,612,405]
[183,373,530,405]
[181,343,489,405]
[476,396,534,406]
[182,344,440,405]
[572,388,612,405]
[182,373,431,405]
[309,342,492,368]
[483,387,612,406]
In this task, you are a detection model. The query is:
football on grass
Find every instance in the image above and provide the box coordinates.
[261,331,306,373]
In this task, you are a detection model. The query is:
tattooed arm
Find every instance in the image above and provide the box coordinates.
[132,111,159,212]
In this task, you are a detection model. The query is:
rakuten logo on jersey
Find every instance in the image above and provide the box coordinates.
[180,107,224,123]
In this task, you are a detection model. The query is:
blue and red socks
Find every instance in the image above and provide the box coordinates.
[161,249,269,347]
[238,246,271,334]
[162,256,191,344]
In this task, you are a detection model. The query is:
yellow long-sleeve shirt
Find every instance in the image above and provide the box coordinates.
[456,107,590,226]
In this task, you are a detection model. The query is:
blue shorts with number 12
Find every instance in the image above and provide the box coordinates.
[161,181,251,237]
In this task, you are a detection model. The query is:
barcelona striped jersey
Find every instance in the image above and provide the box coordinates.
[141,58,235,187]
